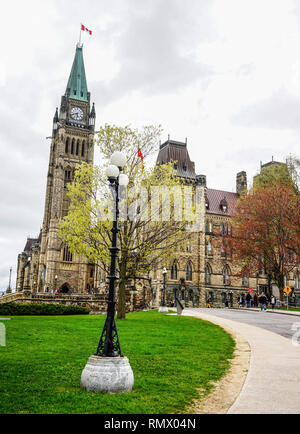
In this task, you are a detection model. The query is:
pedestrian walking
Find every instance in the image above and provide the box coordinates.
[258,292,267,311]
[239,295,245,307]
[246,292,252,308]
[270,295,276,310]
[253,293,258,308]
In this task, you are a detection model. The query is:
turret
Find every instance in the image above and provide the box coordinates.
[89,102,96,129]
[53,107,59,133]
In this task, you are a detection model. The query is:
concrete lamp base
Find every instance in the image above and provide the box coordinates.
[80,355,134,394]
[158,306,169,313]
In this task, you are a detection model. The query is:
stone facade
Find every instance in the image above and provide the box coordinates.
[151,142,299,308]
[15,45,299,310]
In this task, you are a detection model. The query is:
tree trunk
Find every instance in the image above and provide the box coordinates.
[276,274,285,302]
[117,256,127,319]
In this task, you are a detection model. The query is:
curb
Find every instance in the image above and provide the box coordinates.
[228,307,300,318]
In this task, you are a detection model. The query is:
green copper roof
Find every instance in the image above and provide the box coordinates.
[66,44,88,102]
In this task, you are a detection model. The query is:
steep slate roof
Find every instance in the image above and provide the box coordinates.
[206,189,239,216]
[156,139,197,180]
[24,238,39,253]
[66,44,88,102]
[23,230,42,253]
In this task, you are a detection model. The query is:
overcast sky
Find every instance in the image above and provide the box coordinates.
[0,0,300,291]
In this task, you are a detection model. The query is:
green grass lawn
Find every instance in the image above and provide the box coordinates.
[0,310,235,414]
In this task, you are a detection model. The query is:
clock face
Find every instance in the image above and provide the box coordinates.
[70,107,84,121]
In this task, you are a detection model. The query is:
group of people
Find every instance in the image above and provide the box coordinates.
[44,287,59,295]
[237,292,278,311]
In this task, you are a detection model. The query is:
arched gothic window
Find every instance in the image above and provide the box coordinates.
[223,265,231,285]
[170,262,178,280]
[242,276,248,287]
[205,264,211,285]
[186,238,191,252]
[65,137,69,153]
[186,262,192,281]
[76,139,80,156]
[207,239,212,256]
[81,141,85,157]
[64,170,71,182]
[71,138,75,154]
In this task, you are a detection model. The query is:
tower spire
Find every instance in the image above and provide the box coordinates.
[66,44,88,102]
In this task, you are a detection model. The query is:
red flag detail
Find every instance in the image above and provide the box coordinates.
[137,148,144,170]
[81,24,92,35]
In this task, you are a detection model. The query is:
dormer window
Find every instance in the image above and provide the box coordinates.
[73,90,77,95]
[220,197,228,213]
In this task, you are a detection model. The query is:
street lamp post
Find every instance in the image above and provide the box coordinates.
[80,151,134,394]
[54,275,58,293]
[159,267,168,313]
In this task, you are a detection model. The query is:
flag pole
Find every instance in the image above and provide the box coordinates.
[79,24,82,46]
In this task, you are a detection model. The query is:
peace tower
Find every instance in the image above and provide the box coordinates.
[16,43,96,293]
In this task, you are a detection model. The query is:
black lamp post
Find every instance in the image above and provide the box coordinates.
[95,151,129,357]
[159,267,168,312]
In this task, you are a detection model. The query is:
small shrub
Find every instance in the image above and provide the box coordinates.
[0,302,90,316]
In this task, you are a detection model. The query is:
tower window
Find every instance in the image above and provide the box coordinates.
[76,140,80,156]
[63,246,73,262]
[65,137,69,154]
[81,91,84,97]
[73,90,77,95]
[81,141,85,157]
[71,139,75,154]
[65,170,71,182]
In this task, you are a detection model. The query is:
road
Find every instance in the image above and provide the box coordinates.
[184,307,300,413]
[188,307,300,340]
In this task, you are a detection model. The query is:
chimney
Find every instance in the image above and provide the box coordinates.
[236,171,247,195]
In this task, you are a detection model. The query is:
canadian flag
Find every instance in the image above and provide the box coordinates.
[81,24,92,35]
[137,148,144,170]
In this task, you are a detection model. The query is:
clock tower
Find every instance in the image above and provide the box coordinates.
[37,43,96,293]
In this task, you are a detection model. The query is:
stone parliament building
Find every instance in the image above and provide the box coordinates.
[14,44,298,309]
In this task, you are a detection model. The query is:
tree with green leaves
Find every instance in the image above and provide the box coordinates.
[253,155,300,193]
[59,124,189,319]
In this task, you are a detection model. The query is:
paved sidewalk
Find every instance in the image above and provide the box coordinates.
[183,308,300,414]
[230,307,300,317]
